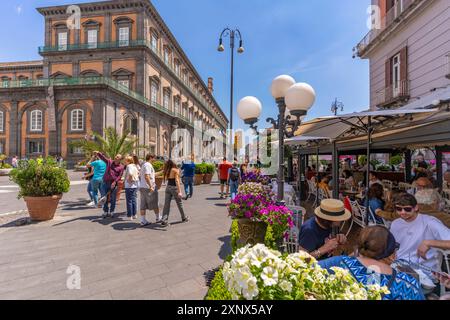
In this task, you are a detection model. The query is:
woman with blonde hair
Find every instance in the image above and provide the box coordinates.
[124,156,140,220]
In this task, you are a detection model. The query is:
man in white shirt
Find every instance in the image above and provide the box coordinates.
[138,154,161,226]
[391,193,450,273]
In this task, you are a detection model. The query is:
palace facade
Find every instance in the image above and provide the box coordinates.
[0,0,228,166]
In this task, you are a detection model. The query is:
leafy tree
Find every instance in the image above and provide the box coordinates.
[70,127,147,159]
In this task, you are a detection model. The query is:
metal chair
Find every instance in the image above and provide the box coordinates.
[369,206,391,229]
[437,249,450,296]
[306,179,317,202]
[398,182,414,191]
[382,179,394,191]
[283,206,306,254]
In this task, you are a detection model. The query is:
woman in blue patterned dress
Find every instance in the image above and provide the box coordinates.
[319,226,425,300]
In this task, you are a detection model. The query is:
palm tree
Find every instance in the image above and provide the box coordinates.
[70,127,147,159]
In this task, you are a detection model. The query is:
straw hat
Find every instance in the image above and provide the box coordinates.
[314,199,351,222]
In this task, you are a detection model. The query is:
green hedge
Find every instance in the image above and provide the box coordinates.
[204,267,232,300]
[195,163,208,174]
[152,160,164,173]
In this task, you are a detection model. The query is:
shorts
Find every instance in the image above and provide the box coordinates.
[139,188,159,211]
[220,179,228,185]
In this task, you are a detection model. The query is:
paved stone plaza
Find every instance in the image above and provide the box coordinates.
[0,176,232,300]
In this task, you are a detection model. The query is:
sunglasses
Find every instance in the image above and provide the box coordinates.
[395,206,415,213]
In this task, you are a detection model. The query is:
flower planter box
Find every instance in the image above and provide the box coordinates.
[194,174,204,186]
[0,168,13,176]
[74,165,88,172]
[155,177,164,189]
[203,173,213,184]
[237,218,268,247]
[24,195,62,221]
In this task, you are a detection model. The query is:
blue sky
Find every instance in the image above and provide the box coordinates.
[0,0,371,130]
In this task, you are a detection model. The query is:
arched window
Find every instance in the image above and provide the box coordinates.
[0,110,4,132]
[70,109,84,131]
[30,110,43,132]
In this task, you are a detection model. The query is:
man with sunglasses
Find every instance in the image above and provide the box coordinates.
[390,193,450,273]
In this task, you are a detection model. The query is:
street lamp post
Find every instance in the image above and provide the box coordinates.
[238,75,316,204]
[218,28,244,159]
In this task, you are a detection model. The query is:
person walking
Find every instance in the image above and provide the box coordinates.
[161,160,189,227]
[228,162,241,200]
[83,163,95,206]
[95,151,125,218]
[218,157,232,199]
[11,156,18,168]
[181,154,196,200]
[139,154,161,226]
[124,156,140,220]
[86,154,106,209]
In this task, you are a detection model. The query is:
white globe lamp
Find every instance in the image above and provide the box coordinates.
[285,82,316,117]
[271,75,295,100]
[237,96,262,125]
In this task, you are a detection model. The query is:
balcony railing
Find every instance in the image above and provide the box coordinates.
[375,80,410,107]
[356,0,419,56]
[38,40,227,128]
[0,77,193,126]
[38,40,148,53]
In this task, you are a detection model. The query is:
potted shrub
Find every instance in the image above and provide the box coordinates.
[9,157,70,221]
[203,164,215,184]
[194,163,206,185]
[152,160,165,189]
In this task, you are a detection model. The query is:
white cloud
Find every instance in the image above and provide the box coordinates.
[16,5,23,15]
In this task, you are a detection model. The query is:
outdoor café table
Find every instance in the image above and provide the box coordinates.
[342,190,360,199]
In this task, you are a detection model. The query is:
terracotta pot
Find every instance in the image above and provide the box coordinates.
[203,173,213,184]
[155,177,164,189]
[24,195,62,221]
[194,174,204,186]
[237,219,267,247]
[115,180,124,204]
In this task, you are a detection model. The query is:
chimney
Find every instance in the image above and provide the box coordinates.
[208,77,214,94]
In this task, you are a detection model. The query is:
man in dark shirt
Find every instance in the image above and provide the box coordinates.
[298,199,350,260]
[95,151,125,218]
[181,154,196,200]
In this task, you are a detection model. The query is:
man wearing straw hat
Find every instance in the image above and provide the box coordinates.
[298,199,351,260]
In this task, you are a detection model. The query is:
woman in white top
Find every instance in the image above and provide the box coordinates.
[124,156,140,220]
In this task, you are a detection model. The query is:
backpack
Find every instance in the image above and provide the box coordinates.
[229,167,240,182]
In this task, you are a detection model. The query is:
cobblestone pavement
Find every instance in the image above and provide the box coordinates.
[0,183,232,300]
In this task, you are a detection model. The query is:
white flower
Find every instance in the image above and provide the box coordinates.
[279,280,293,293]
[261,266,278,286]
[242,276,259,300]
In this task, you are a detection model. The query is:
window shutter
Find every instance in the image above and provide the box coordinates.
[400,46,408,81]
[131,119,138,135]
[385,58,392,89]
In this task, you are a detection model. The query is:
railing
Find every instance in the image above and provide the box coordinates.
[375,79,410,106]
[38,39,227,128]
[38,40,148,53]
[356,0,418,56]
[0,77,193,126]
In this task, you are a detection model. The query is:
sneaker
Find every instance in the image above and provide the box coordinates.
[102,212,108,219]
[109,212,115,218]
[160,221,170,227]
[182,216,190,223]
[132,216,137,220]
[140,220,150,226]
[87,201,95,207]
[184,195,189,201]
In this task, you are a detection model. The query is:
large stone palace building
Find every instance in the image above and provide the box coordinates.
[0,0,228,166]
